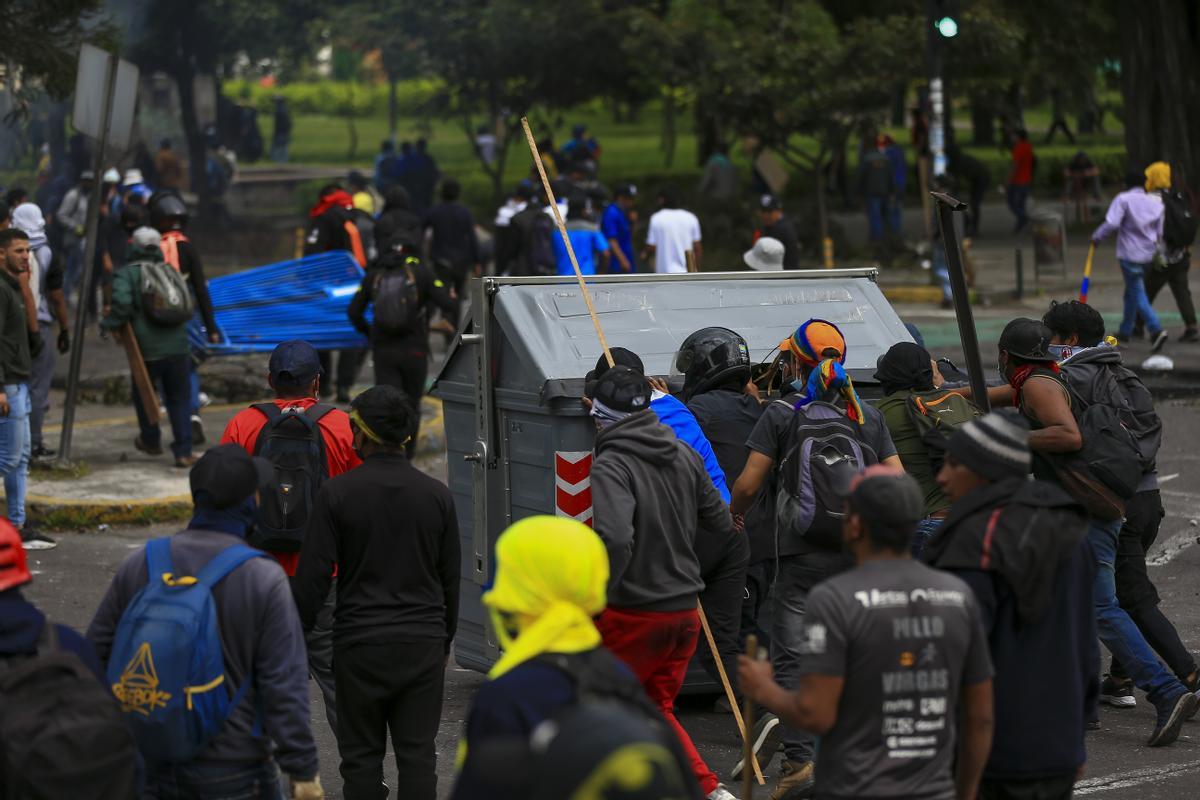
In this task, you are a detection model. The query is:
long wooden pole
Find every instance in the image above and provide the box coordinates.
[118,324,161,426]
[698,603,765,786]
[520,117,614,368]
[742,634,761,798]
[522,119,761,782]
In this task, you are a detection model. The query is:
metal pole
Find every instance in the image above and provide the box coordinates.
[932,191,990,412]
[1014,247,1024,300]
[57,52,117,466]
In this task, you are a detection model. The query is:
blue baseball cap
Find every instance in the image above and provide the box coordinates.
[269,340,323,387]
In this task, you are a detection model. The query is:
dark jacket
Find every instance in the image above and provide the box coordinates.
[303,206,354,256]
[762,216,801,270]
[292,452,461,650]
[100,258,190,362]
[86,527,319,780]
[423,202,480,273]
[925,478,1097,780]
[590,410,735,611]
[0,271,31,384]
[171,235,219,335]
[347,252,457,351]
[0,590,106,682]
[375,208,423,253]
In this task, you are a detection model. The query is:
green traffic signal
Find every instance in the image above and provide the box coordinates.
[935,16,958,37]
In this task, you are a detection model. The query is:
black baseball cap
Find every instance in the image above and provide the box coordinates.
[584,348,645,398]
[593,366,651,413]
[759,193,783,211]
[189,444,275,509]
[999,318,1054,361]
[614,183,638,199]
[269,340,324,388]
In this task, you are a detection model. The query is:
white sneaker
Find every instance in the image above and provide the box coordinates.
[197,391,212,408]
[731,712,781,778]
[191,415,206,445]
[21,531,58,550]
[707,786,738,800]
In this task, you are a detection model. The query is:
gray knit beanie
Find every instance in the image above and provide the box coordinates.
[945,409,1032,481]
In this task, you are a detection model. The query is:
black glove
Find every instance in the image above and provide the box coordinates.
[57,328,70,354]
[28,329,45,359]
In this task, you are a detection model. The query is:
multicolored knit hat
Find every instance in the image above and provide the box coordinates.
[783,319,864,424]
[781,319,848,368]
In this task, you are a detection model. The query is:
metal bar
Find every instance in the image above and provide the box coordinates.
[471,267,880,288]
[932,191,990,413]
[57,51,118,466]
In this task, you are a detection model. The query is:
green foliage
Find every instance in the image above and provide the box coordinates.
[0,0,114,111]
[223,79,439,117]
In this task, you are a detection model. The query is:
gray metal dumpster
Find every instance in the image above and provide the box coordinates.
[433,269,913,674]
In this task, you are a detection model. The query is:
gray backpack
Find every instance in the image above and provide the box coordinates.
[138,260,193,326]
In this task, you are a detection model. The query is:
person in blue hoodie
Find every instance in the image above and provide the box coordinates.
[584,348,748,712]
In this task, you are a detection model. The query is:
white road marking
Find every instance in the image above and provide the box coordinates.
[1158,472,1180,484]
[1074,760,1200,794]
[1146,530,1200,566]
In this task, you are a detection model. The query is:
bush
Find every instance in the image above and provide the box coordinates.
[223,79,440,117]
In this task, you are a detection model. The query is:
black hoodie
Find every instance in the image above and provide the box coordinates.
[925,478,1098,780]
[591,411,735,611]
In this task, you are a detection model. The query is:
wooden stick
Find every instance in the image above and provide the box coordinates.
[520,117,614,368]
[698,602,765,786]
[118,324,161,427]
[742,634,760,799]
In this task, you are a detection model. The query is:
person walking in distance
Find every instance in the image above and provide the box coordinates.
[1006,130,1035,233]
[219,339,361,737]
[645,186,702,274]
[601,183,638,273]
[857,135,895,245]
[422,177,480,320]
[925,412,1097,800]
[1140,162,1199,342]
[1093,172,1169,351]
[587,366,740,800]
[87,446,324,799]
[754,195,801,270]
[100,228,197,468]
[348,232,458,457]
[293,385,460,800]
[739,467,995,800]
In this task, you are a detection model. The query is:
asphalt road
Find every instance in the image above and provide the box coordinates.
[22,400,1200,799]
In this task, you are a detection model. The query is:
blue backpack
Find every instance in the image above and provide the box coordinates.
[106,537,268,763]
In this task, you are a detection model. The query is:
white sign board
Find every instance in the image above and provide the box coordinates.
[71,44,140,149]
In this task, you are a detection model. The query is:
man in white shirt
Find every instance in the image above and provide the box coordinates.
[645,186,702,274]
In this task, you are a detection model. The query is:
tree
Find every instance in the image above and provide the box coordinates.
[0,0,112,111]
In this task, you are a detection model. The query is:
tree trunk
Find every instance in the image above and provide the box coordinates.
[694,106,720,167]
[345,83,358,161]
[1118,0,1200,189]
[388,75,398,140]
[174,60,212,219]
[969,92,995,146]
[661,90,676,168]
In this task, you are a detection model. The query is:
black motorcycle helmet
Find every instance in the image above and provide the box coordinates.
[148,190,188,230]
[673,326,751,402]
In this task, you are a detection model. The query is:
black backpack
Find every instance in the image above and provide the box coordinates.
[1061,361,1161,472]
[249,403,334,552]
[0,624,139,800]
[371,258,422,336]
[776,401,878,550]
[526,211,557,276]
[1162,190,1198,251]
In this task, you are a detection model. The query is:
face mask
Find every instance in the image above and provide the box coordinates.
[1046,343,1074,363]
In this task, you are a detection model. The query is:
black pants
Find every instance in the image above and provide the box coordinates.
[1110,490,1196,681]
[979,773,1076,800]
[318,349,367,396]
[335,639,445,800]
[373,344,428,458]
[692,531,749,700]
[132,354,192,458]
[1145,254,1197,329]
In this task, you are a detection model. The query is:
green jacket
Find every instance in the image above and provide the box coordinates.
[100,260,190,361]
[0,271,32,385]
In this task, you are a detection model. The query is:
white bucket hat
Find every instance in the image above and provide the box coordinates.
[743,236,785,271]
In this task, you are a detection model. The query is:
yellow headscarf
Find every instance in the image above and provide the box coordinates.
[1145,161,1171,192]
[483,515,609,680]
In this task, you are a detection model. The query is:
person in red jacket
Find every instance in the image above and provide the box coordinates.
[220,339,359,739]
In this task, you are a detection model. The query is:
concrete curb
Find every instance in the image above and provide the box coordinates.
[21,398,448,529]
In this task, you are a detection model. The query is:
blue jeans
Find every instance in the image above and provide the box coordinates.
[148,760,285,800]
[134,355,193,458]
[911,517,944,557]
[772,551,853,763]
[865,196,886,241]
[931,245,953,302]
[1088,517,1183,706]
[1007,184,1030,230]
[0,383,31,529]
[1118,260,1162,339]
[887,196,903,235]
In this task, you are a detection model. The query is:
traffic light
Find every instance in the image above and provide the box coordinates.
[934,15,958,37]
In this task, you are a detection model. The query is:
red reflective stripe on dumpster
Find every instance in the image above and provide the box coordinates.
[555,451,594,526]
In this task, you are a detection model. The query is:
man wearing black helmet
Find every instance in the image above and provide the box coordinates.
[150,191,221,445]
[676,327,775,690]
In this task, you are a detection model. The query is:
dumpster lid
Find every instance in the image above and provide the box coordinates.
[438,269,913,400]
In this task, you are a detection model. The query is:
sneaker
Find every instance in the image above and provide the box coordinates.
[1151,330,1169,353]
[31,445,56,461]
[769,759,815,800]
[174,455,199,469]
[707,786,739,800]
[197,391,212,408]
[1148,690,1198,746]
[21,530,58,551]
[1183,670,1200,694]
[731,712,782,779]
[1181,328,1200,343]
[134,436,164,457]
[191,415,206,445]
[1100,675,1136,708]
